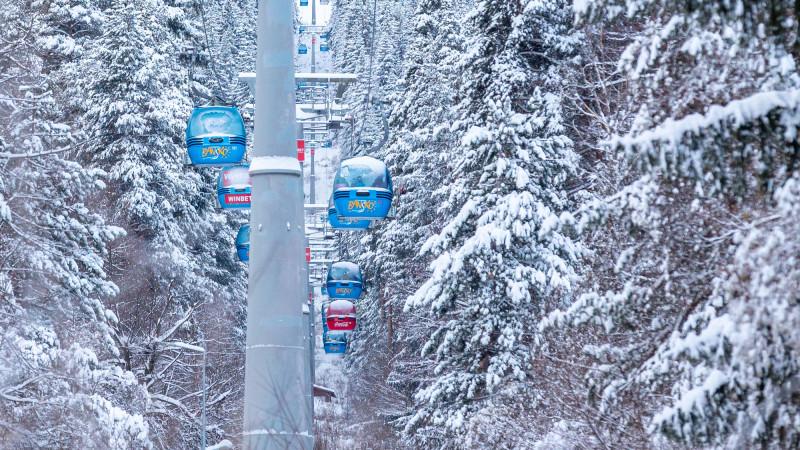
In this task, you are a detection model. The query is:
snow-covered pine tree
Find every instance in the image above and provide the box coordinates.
[543,1,800,448]
[71,0,247,445]
[0,0,151,447]
[403,0,581,447]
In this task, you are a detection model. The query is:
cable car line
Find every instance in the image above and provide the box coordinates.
[346,0,380,155]
[197,0,233,105]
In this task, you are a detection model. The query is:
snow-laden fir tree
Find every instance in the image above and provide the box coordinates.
[0,0,151,447]
[543,1,800,448]
[403,0,582,447]
[71,0,247,445]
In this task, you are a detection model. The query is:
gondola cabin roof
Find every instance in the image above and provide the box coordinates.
[219,165,251,189]
[327,299,356,317]
[186,106,245,138]
[327,261,362,283]
[333,156,392,191]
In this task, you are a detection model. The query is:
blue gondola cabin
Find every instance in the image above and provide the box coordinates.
[332,156,393,220]
[320,42,330,52]
[217,164,251,209]
[186,106,246,166]
[236,224,250,262]
[298,43,308,55]
[323,331,347,354]
[326,261,363,300]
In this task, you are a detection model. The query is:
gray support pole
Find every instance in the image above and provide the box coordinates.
[303,238,314,423]
[243,0,313,444]
[311,34,317,74]
[309,145,316,204]
[309,0,317,204]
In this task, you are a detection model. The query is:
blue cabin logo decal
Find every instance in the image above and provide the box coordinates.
[202,146,230,158]
[347,199,377,212]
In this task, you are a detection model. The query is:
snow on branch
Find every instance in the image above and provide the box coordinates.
[607,89,800,184]
[154,306,196,344]
[612,89,800,152]
[163,341,205,353]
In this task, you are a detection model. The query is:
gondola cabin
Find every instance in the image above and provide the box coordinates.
[300,0,308,5]
[217,164,251,209]
[236,224,250,262]
[325,299,356,331]
[326,261,363,300]
[185,106,246,166]
[323,340,346,354]
[322,331,347,354]
[332,156,393,220]
[298,43,308,55]
[328,196,370,229]
[320,42,330,52]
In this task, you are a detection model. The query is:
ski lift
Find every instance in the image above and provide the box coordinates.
[300,0,308,5]
[320,42,330,52]
[326,261,363,300]
[323,331,347,354]
[321,31,331,40]
[325,299,356,331]
[185,106,246,166]
[217,164,251,209]
[332,156,393,220]
[299,25,306,33]
[322,140,333,148]
[298,43,308,55]
[319,0,330,5]
[328,196,370,229]
[236,224,250,262]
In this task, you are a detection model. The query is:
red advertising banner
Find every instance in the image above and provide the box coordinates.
[224,194,251,204]
[326,316,356,331]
